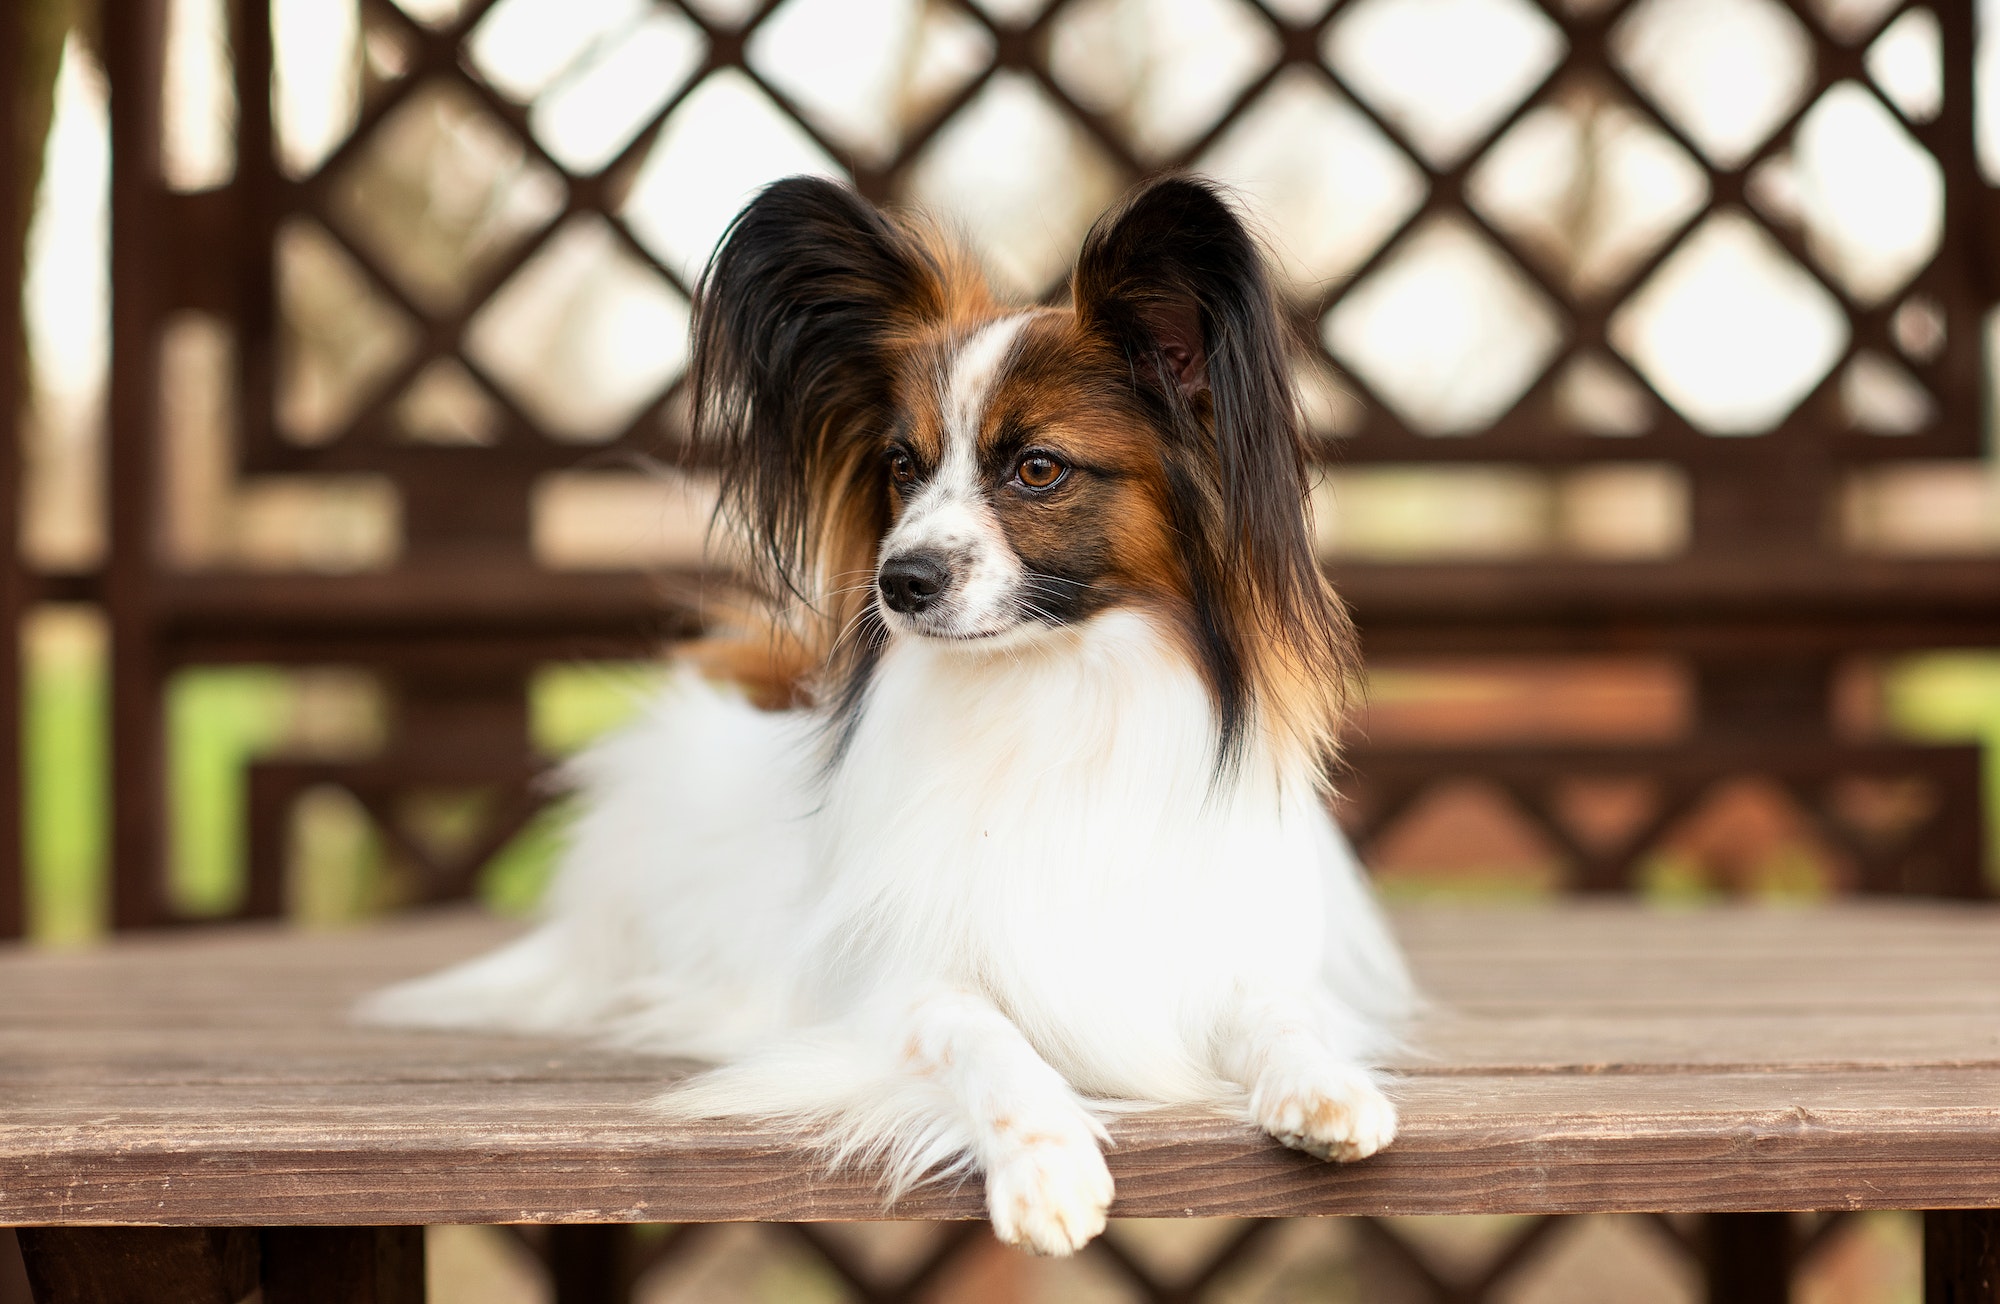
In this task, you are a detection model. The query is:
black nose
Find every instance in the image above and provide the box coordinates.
[878,554,951,614]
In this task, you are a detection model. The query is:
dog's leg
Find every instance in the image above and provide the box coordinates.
[1221,993,1397,1162]
[900,991,1113,1256]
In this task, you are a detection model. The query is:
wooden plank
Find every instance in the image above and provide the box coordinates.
[11,905,1999,1020]
[9,905,2000,1014]
[3,905,1999,1226]
[4,1009,2000,1085]
[6,908,2000,1082]
[4,1070,2000,1224]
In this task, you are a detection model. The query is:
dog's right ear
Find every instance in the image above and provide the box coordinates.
[692,177,953,601]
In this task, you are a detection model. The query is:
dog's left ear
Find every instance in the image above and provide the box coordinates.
[1071,175,1315,594]
[1074,177,1355,761]
[1073,172,1307,502]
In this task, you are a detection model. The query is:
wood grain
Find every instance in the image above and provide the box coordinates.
[3,904,1999,1225]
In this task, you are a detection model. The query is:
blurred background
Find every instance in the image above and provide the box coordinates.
[5,0,2000,1299]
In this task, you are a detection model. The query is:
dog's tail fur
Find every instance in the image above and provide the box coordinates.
[357,669,820,1060]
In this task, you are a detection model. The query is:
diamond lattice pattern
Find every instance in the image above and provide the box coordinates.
[1612,212,1848,434]
[263,0,1963,465]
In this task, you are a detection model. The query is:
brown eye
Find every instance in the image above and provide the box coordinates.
[1015,453,1067,490]
[887,449,916,486]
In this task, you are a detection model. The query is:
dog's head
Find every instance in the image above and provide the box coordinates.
[691,175,1355,766]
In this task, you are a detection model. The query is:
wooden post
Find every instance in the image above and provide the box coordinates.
[101,0,174,930]
[1926,1211,2000,1304]
[0,0,28,941]
[1702,1212,1790,1304]
[546,1226,627,1304]
[261,1228,425,1304]
[16,1228,258,1304]
[0,1232,34,1304]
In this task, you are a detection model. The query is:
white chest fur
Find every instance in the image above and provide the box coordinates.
[803,612,1332,1099]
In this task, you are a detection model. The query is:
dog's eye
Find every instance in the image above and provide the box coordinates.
[1014,454,1067,490]
[887,449,916,486]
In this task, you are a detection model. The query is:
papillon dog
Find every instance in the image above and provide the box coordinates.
[363,174,1413,1256]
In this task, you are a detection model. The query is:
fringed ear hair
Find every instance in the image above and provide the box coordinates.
[691,178,948,607]
[1072,175,1357,765]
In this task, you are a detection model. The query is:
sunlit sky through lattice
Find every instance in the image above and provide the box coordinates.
[22,0,2000,498]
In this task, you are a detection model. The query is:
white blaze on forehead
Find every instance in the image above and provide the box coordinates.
[880,312,1035,637]
[944,313,1033,451]
[938,312,1034,487]
[900,312,1034,519]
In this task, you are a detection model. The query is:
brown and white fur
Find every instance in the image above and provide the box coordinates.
[362,175,1414,1255]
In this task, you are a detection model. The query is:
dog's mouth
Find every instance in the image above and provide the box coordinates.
[929,625,1013,641]
[900,621,1015,643]
[878,603,1036,647]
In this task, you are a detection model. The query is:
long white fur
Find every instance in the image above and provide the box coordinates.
[361,331,1414,1257]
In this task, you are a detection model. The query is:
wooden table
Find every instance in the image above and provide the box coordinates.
[4,903,1998,1302]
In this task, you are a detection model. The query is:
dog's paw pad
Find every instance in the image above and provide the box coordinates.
[1256,1071,1397,1163]
[985,1134,1114,1256]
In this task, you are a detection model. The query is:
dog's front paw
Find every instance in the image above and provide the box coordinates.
[984,1132,1114,1256]
[1253,1066,1397,1163]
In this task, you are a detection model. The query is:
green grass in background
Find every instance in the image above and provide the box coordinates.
[1883,652,2000,889]
[168,667,293,918]
[24,609,105,945]
[531,662,669,755]
[19,619,672,940]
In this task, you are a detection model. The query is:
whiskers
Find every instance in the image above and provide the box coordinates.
[767,570,889,669]
[1013,573,1088,628]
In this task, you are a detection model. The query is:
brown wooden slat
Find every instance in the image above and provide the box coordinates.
[0,0,25,943]
[6,907,2000,1020]
[1332,559,2000,657]
[4,1069,2000,1225]
[103,0,174,931]
[16,904,1994,996]
[7,907,2000,1071]
[151,569,698,644]
[131,558,2000,661]
[4,906,2000,1226]
[2,1012,1995,1084]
